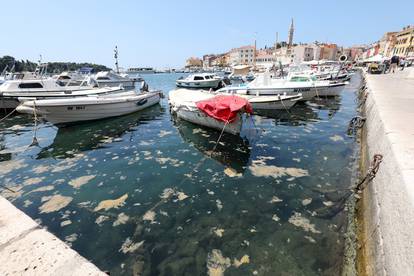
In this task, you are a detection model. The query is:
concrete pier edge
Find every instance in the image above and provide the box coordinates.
[0,196,106,275]
[358,68,414,275]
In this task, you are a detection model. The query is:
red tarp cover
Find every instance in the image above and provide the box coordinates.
[196,95,253,123]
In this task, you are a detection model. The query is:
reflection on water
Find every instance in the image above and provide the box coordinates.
[0,73,362,275]
[174,118,250,173]
[254,103,319,126]
[37,105,165,159]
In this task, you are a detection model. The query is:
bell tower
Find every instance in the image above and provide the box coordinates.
[288,18,294,49]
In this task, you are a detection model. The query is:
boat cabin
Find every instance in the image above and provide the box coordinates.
[185,74,218,81]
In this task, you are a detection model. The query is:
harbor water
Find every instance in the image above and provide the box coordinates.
[0,73,362,275]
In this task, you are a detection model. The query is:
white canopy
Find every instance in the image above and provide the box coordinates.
[232,65,251,76]
[363,54,388,63]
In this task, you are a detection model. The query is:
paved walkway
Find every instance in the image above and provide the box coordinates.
[0,196,106,275]
[362,67,414,275]
[366,67,414,199]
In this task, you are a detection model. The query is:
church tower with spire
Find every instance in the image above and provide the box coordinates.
[288,18,294,49]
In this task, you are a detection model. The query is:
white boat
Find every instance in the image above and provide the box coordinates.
[216,87,302,110]
[94,71,137,89]
[289,64,352,82]
[169,89,252,135]
[245,72,346,100]
[0,78,98,109]
[176,73,223,89]
[16,90,162,124]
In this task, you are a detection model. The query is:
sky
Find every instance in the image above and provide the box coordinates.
[1,0,413,68]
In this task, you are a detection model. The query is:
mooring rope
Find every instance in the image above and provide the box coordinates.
[0,184,17,193]
[280,95,292,116]
[0,107,17,123]
[30,100,39,147]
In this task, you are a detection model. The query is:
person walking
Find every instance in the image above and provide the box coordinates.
[390,55,399,73]
[400,58,406,71]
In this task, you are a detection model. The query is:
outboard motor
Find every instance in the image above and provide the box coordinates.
[222,77,231,86]
[140,81,149,92]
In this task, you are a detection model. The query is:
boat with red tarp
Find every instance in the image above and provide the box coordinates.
[169,89,252,135]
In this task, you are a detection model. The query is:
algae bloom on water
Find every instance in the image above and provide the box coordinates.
[94,194,128,211]
[39,194,73,213]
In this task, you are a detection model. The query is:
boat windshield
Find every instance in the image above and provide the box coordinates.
[194,76,204,81]
[290,76,312,82]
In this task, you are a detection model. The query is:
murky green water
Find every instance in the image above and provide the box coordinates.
[0,73,361,275]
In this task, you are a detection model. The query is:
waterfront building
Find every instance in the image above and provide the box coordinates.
[202,55,216,69]
[229,45,255,66]
[363,42,380,59]
[255,50,276,68]
[350,45,367,61]
[379,32,397,58]
[392,25,414,58]
[185,57,202,68]
[319,44,338,60]
[291,45,314,63]
[309,43,321,61]
[210,53,229,68]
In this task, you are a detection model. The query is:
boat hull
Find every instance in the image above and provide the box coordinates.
[16,92,161,124]
[173,107,242,135]
[312,83,346,97]
[247,96,300,110]
[97,80,136,89]
[245,83,346,100]
[176,79,221,89]
[0,87,125,109]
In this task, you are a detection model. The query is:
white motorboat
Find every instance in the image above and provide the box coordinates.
[289,64,352,82]
[16,90,162,124]
[94,71,138,89]
[169,89,252,135]
[216,87,302,110]
[54,71,93,86]
[176,73,223,89]
[245,73,346,100]
[0,78,99,109]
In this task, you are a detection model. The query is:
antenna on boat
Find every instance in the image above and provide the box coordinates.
[273,32,279,72]
[253,32,257,70]
[114,46,119,74]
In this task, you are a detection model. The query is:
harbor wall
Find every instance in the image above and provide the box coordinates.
[0,196,106,275]
[358,68,414,275]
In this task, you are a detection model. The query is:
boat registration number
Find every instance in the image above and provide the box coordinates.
[67,106,86,110]
[293,88,310,92]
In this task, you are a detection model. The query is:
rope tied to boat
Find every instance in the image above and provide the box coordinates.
[0,107,17,123]
[30,100,39,147]
[280,95,292,115]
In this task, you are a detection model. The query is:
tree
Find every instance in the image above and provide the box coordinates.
[0,56,110,74]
